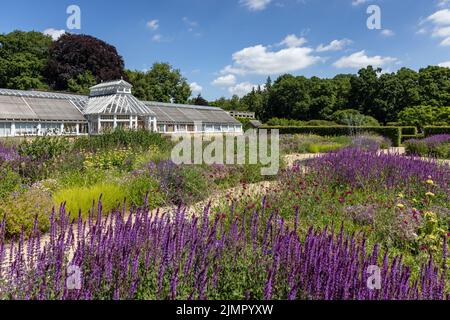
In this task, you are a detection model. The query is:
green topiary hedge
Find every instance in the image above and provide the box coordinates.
[261,126,402,147]
[400,127,418,136]
[423,126,450,137]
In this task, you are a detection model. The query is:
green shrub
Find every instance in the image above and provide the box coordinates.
[424,126,450,137]
[18,137,70,161]
[73,129,171,152]
[0,165,22,198]
[0,187,53,239]
[53,183,126,218]
[263,126,402,147]
[124,175,165,208]
[83,149,136,171]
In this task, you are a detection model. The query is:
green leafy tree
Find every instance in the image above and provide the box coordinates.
[67,70,97,95]
[397,106,450,130]
[126,63,191,103]
[0,30,52,90]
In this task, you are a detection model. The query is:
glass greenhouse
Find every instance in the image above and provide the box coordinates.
[0,80,242,137]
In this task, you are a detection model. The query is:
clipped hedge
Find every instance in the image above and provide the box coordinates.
[424,126,450,137]
[400,127,418,136]
[262,126,402,147]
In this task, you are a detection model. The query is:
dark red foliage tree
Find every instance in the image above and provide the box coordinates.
[45,34,125,90]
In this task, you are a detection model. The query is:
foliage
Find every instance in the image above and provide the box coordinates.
[264,126,402,147]
[189,94,209,106]
[266,118,305,126]
[123,174,165,208]
[18,137,70,161]
[0,30,52,90]
[280,134,351,154]
[404,135,450,159]
[398,106,450,130]
[212,66,450,125]
[146,161,209,206]
[83,149,136,171]
[73,129,172,153]
[45,33,125,90]
[126,63,191,103]
[0,186,53,238]
[331,109,380,127]
[0,165,22,199]
[424,126,450,137]
[67,70,97,94]
[0,202,447,300]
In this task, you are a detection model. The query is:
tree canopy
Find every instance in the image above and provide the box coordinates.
[125,63,191,103]
[45,33,125,90]
[0,30,52,90]
[212,66,450,125]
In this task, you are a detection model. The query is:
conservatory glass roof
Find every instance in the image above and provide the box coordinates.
[144,102,240,125]
[0,83,241,126]
[0,95,86,122]
[84,94,156,116]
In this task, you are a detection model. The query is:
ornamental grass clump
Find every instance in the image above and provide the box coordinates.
[0,198,447,300]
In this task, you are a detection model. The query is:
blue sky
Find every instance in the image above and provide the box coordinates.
[0,0,449,100]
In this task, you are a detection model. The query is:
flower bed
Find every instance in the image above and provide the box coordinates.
[0,200,447,300]
[404,135,450,159]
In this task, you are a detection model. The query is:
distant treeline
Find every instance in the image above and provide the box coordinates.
[1,30,449,126]
[211,67,450,126]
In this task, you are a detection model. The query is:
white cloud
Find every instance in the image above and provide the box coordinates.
[221,40,321,76]
[240,0,272,11]
[438,61,450,67]
[152,34,162,42]
[182,17,198,28]
[432,25,450,37]
[426,9,450,25]
[437,0,450,7]
[43,28,65,41]
[147,20,159,31]
[190,82,203,93]
[316,39,352,52]
[381,29,395,37]
[424,9,450,46]
[228,82,258,97]
[278,34,307,48]
[440,37,450,45]
[212,74,237,87]
[333,50,397,69]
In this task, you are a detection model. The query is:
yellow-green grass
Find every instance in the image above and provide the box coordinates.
[53,183,126,218]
